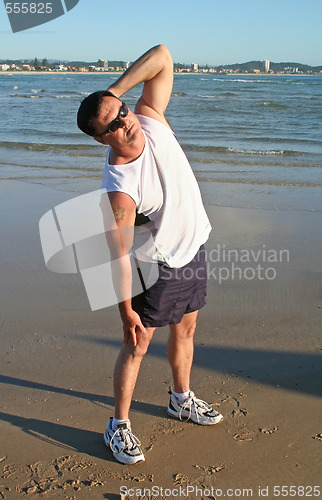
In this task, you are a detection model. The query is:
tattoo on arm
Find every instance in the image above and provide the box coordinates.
[112,200,125,222]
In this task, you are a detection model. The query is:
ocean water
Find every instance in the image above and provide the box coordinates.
[0,73,321,211]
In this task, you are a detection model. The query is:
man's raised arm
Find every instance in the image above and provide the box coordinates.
[107,44,173,126]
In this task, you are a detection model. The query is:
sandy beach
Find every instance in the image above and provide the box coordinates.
[0,179,321,499]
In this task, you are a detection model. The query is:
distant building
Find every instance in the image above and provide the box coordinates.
[0,64,10,71]
[98,59,109,69]
[192,63,199,72]
[264,60,270,73]
[284,66,299,74]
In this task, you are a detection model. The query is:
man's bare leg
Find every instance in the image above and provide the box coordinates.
[167,310,198,393]
[114,327,156,419]
[166,310,223,425]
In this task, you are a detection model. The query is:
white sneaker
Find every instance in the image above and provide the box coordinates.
[103,418,145,465]
[167,390,223,425]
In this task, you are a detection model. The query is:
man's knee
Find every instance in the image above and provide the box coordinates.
[185,320,197,338]
[132,340,149,358]
[127,329,154,358]
[171,319,197,340]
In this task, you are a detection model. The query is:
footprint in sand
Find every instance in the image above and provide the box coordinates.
[233,428,256,442]
[259,426,279,435]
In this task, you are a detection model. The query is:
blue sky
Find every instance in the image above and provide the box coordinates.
[0,0,321,66]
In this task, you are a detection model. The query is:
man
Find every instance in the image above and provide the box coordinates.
[77,44,223,465]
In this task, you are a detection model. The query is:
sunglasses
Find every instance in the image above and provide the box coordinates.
[96,102,129,137]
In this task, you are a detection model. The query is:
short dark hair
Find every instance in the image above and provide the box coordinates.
[77,90,118,137]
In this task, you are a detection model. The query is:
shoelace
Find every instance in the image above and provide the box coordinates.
[109,426,142,454]
[178,394,214,423]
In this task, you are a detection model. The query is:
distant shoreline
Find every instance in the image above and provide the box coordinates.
[0,71,320,77]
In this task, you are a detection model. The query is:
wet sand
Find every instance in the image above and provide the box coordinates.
[0,180,321,499]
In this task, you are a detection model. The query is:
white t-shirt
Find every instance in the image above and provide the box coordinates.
[101,114,211,268]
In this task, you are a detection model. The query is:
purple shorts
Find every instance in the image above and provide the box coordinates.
[132,245,207,328]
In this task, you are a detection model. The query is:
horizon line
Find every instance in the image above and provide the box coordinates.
[0,57,321,69]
